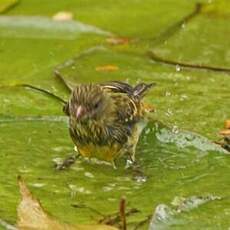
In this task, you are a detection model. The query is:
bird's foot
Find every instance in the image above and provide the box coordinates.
[54,154,79,170]
[127,152,136,164]
[126,160,147,182]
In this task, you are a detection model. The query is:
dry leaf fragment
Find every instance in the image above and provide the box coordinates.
[224,120,230,129]
[17,177,118,230]
[218,120,230,136]
[219,129,230,136]
[52,11,73,21]
[106,37,130,45]
[95,65,119,72]
[143,103,155,113]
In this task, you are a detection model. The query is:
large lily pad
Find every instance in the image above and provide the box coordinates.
[201,0,230,18]
[151,4,230,68]
[6,0,209,39]
[0,0,18,13]
[0,118,229,229]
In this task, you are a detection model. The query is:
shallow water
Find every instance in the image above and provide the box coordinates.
[0,119,229,229]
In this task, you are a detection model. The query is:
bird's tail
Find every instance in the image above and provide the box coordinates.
[133,82,155,98]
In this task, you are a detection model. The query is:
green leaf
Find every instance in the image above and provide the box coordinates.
[0,0,18,13]
[201,0,230,17]
[0,1,230,229]
[17,177,118,230]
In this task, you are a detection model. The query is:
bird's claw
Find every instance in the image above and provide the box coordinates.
[125,159,147,182]
[54,154,78,170]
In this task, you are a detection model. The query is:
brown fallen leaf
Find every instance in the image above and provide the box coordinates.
[224,120,230,129]
[17,177,118,230]
[106,37,130,46]
[95,65,119,72]
[142,103,155,113]
[52,11,74,21]
[219,129,230,136]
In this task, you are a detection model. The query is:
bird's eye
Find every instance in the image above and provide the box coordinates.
[93,101,100,109]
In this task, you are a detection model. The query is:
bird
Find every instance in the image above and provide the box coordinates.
[62,81,155,168]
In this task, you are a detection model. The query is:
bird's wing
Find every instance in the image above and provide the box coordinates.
[100,81,155,99]
[100,81,134,95]
[114,94,139,121]
[101,81,155,122]
[133,82,155,98]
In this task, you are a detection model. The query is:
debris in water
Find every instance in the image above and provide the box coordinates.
[106,37,130,45]
[95,65,119,72]
[224,119,230,129]
[219,129,230,136]
[17,176,118,230]
[216,119,230,152]
[85,172,95,178]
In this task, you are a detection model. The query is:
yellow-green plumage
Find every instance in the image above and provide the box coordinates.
[64,81,154,164]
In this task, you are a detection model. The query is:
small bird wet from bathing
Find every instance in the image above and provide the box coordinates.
[60,81,155,169]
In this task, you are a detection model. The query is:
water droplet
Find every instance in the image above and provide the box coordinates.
[180,94,188,101]
[108,198,116,202]
[103,186,113,192]
[52,157,63,165]
[117,186,130,191]
[165,91,171,97]
[165,109,173,117]
[18,167,31,173]
[68,184,92,198]
[176,65,181,72]
[84,172,94,178]
[135,175,147,183]
[52,146,67,152]
[31,183,46,188]
[172,126,179,134]
[72,166,84,171]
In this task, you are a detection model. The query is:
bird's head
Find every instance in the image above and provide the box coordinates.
[65,84,110,122]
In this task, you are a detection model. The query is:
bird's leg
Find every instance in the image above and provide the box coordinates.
[55,146,80,170]
[111,160,117,169]
[126,120,146,164]
[130,161,147,183]
[126,144,137,164]
[126,149,147,182]
[128,149,136,163]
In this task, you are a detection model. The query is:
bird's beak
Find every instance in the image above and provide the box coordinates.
[76,105,85,119]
